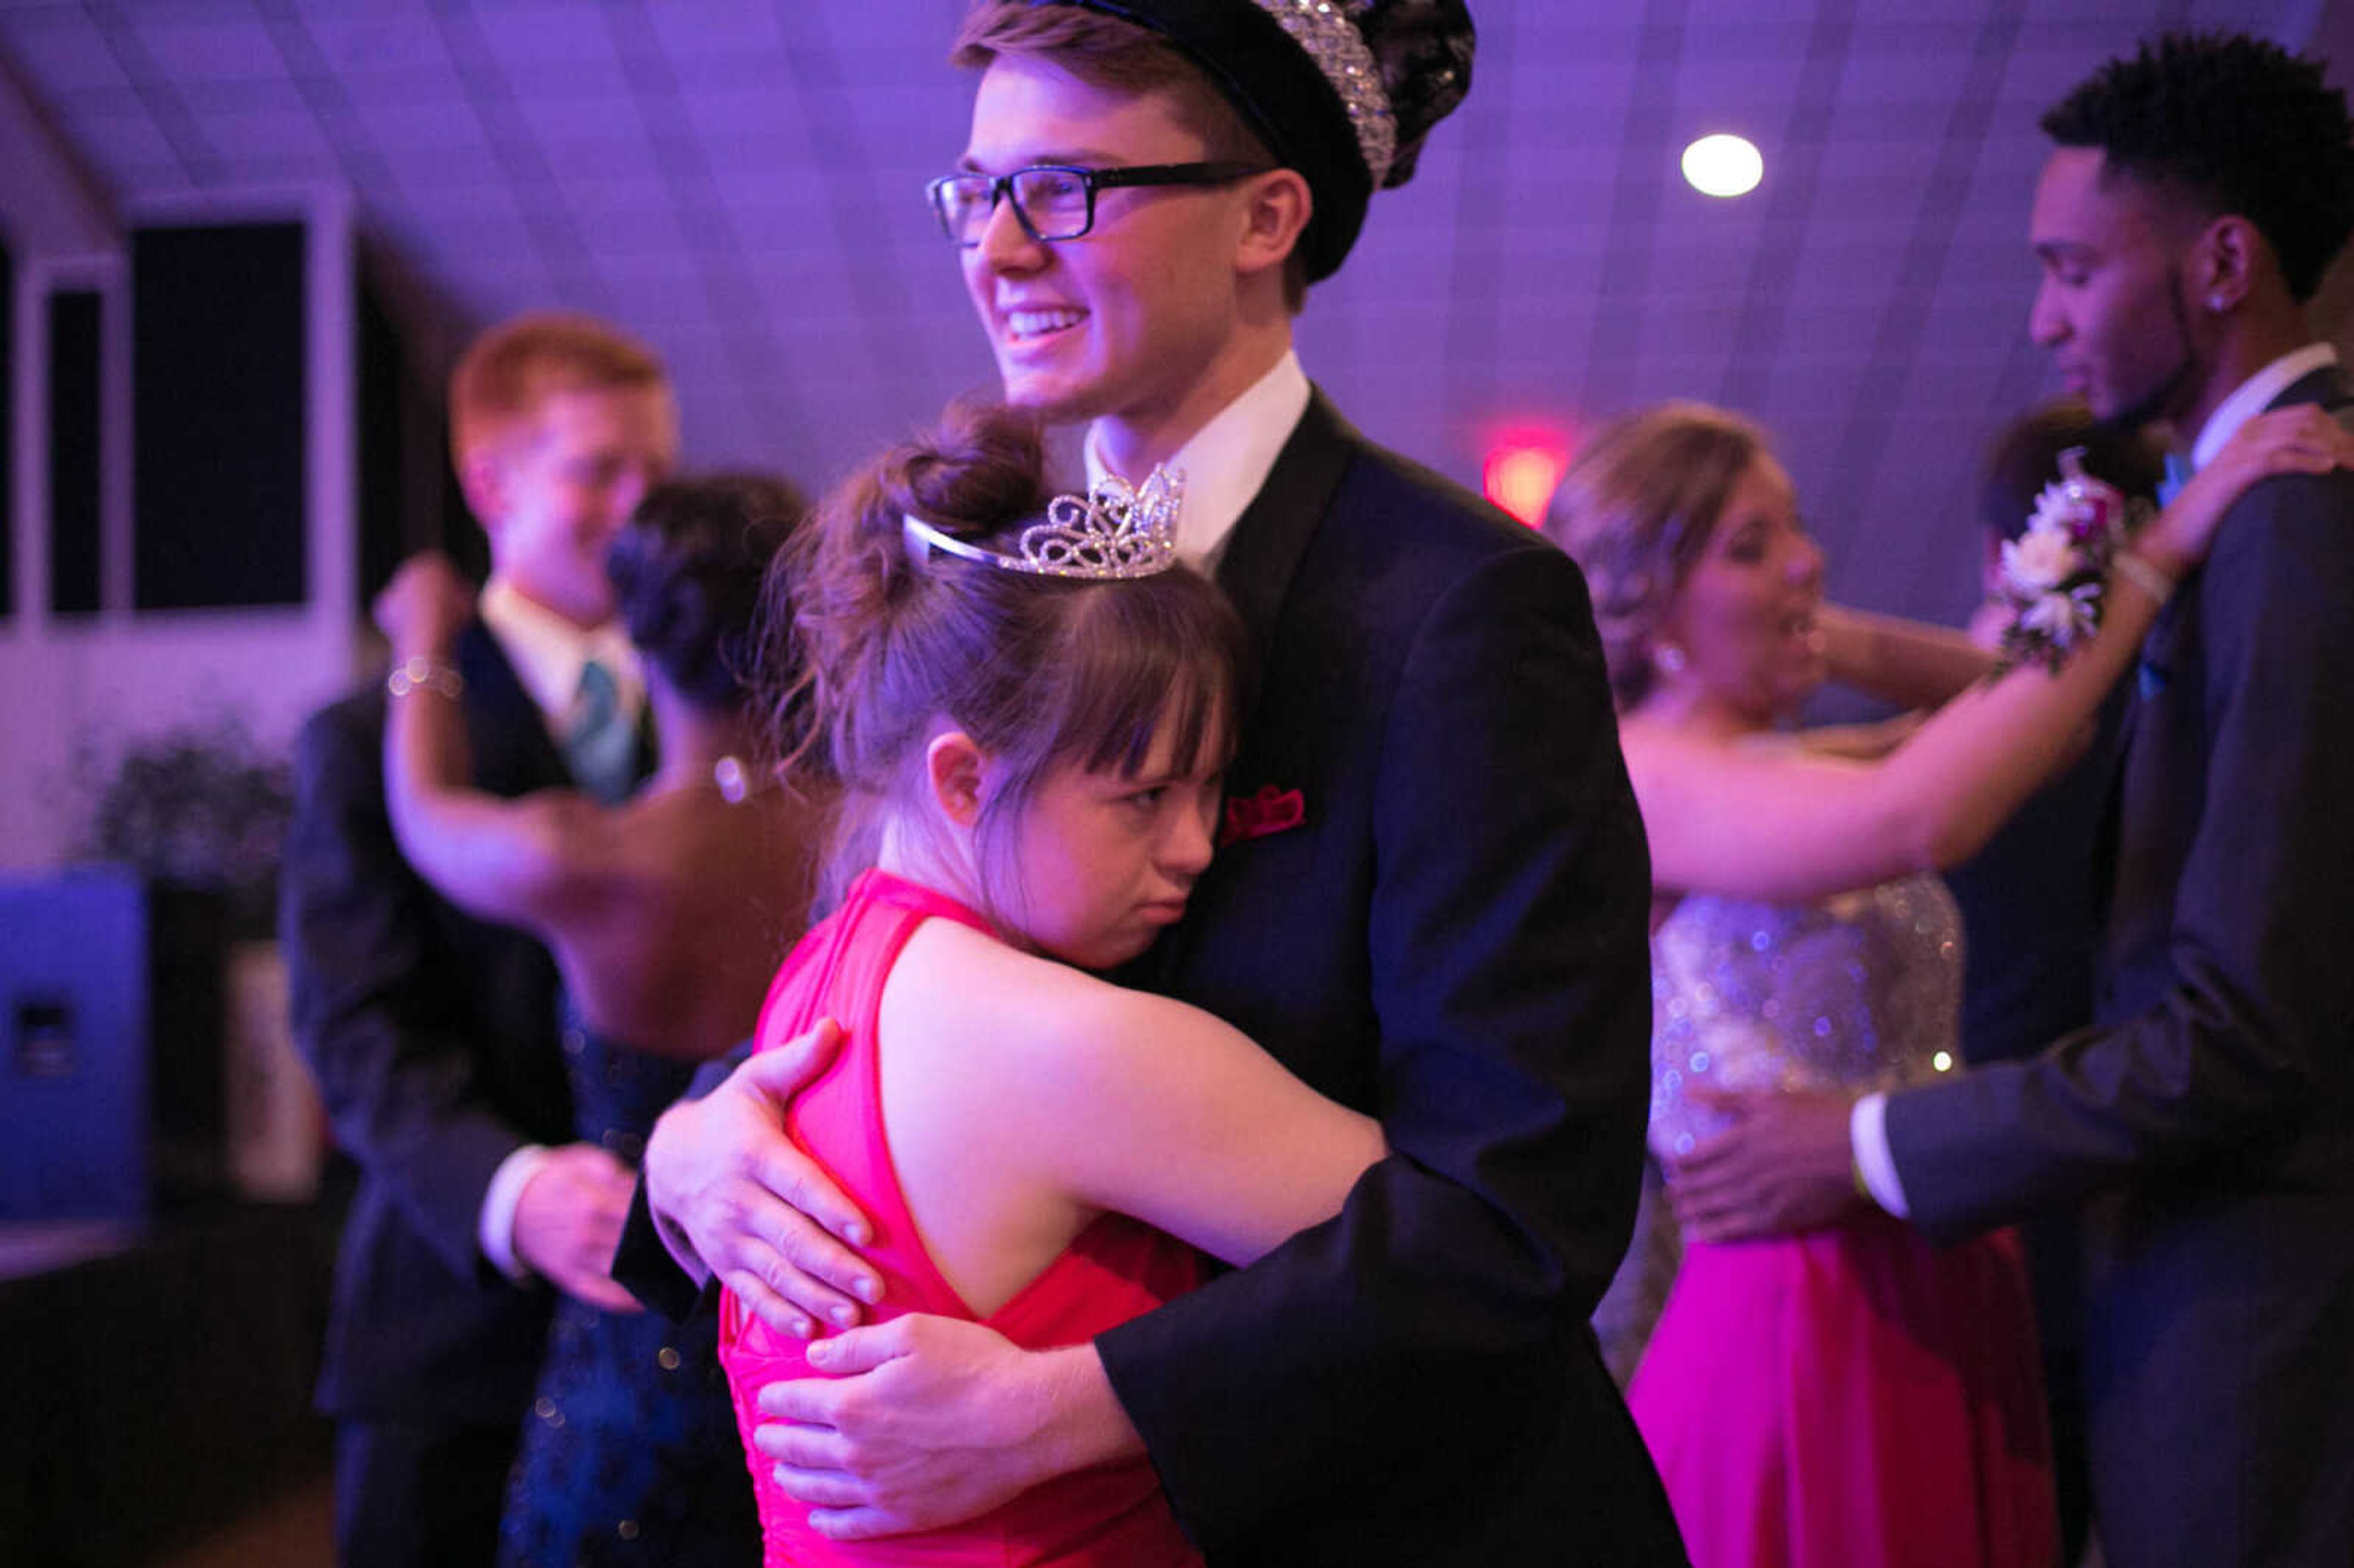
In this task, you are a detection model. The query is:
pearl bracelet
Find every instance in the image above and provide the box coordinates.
[2110,552,2178,606]
[386,655,465,701]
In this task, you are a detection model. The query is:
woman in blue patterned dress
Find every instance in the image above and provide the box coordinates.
[372,475,825,1567]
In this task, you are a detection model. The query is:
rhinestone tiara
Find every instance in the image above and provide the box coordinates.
[902,465,1184,580]
[1253,0,1397,188]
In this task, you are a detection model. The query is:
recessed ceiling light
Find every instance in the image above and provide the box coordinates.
[1682,133,1763,198]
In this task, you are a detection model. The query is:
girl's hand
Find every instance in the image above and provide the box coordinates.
[372,551,477,661]
[2139,405,2354,576]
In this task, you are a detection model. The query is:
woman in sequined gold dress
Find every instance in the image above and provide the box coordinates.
[1545,401,2350,1568]
[373,476,825,1568]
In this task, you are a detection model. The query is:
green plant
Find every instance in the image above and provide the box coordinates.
[78,717,295,940]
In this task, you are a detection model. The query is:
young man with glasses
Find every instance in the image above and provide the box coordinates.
[621,4,1683,1562]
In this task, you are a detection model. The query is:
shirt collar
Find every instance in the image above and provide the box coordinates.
[1084,351,1313,573]
[2188,342,2341,471]
[479,575,642,729]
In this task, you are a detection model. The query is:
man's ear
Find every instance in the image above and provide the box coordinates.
[924,729,989,829]
[457,446,511,535]
[2192,213,2264,314]
[1235,167,1312,280]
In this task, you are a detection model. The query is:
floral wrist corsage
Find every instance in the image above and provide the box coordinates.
[1991,446,2152,674]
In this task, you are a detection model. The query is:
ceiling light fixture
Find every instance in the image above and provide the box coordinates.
[1682,133,1763,198]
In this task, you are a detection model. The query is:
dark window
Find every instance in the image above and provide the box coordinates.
[0,237,14,620]
[132,223,307,610]
[48,290,103,616]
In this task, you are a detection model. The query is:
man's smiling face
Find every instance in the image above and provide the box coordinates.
[954,55,1255,446]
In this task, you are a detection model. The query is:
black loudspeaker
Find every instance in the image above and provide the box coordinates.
[0,870,226,1222]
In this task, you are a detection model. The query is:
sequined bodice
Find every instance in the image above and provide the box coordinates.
[1647,874,1965,1159]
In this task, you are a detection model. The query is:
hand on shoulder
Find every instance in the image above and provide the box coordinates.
[2141,405,2354,576]
[645,1021,880,1337]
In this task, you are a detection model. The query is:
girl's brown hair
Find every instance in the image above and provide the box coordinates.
[756,401,1246,910]
[1542,402,1771,710]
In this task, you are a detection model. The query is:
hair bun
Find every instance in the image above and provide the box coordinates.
[613,474,806,709]
[886,401,1050,542]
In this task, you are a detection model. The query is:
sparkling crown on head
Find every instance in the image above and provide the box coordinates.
[903,465,1184,580]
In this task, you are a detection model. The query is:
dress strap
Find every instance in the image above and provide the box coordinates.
[850,867,997,939]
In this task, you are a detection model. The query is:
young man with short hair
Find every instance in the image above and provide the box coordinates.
[284,311,678,1566]
[1677,35,2354,1566]
[622,4,1683,1563]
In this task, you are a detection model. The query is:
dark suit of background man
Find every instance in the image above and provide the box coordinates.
[616,2,1685,1562]
[1943,399,2163,1566]
[283,313,676,1567]
[1678,34,2354,1568]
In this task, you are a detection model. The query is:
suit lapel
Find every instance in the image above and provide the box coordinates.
[2095,362,2354,940]
[455,618,570,793]
[1214,387,1359,733]
[634,701,661,788]
[2269,362,2354,417]
[2131,363,2352,717]
[1117,390,1357,996]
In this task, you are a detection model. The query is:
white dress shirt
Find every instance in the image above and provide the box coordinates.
[480,576,644,744]
[474,575,642,1278]
[1085,349,1314,573]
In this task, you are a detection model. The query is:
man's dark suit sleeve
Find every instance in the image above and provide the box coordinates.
[1096,540,1656,1541]
[613,1049,745,1319]
[1886,474,2354,1238]
[283,699,533,1277]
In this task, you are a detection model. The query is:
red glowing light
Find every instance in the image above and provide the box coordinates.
[1483,441,1569,528]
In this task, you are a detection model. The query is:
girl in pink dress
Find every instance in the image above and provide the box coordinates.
[1545,400,2351,1568]
[716,404,1385,1567]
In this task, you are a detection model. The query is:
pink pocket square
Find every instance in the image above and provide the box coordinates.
[1219,785,1306,849]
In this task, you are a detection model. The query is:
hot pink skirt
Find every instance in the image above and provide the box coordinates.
[1629,1215,2055,1568]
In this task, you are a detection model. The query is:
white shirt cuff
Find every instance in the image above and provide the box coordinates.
[479,1143,552,1281]
[1849,1092,1911,1219]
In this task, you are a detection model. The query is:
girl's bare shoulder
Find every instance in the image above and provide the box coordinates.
[888,919,1187,1068]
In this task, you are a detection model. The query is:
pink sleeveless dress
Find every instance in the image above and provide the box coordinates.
[1626,877,2055,1568]
[718,869,1204,1568]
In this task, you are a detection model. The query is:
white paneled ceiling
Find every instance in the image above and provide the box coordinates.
[0,0,2333,625]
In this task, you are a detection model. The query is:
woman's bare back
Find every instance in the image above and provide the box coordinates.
[546,779,828,1060]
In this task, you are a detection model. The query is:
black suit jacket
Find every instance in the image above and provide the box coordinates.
[1884,367,2354,1568]
[283,620,576,1425]
[616,394,1681,1565]
[1093,394,1675,1565]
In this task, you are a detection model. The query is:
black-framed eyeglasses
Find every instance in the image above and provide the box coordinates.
[926,162,1274,246]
